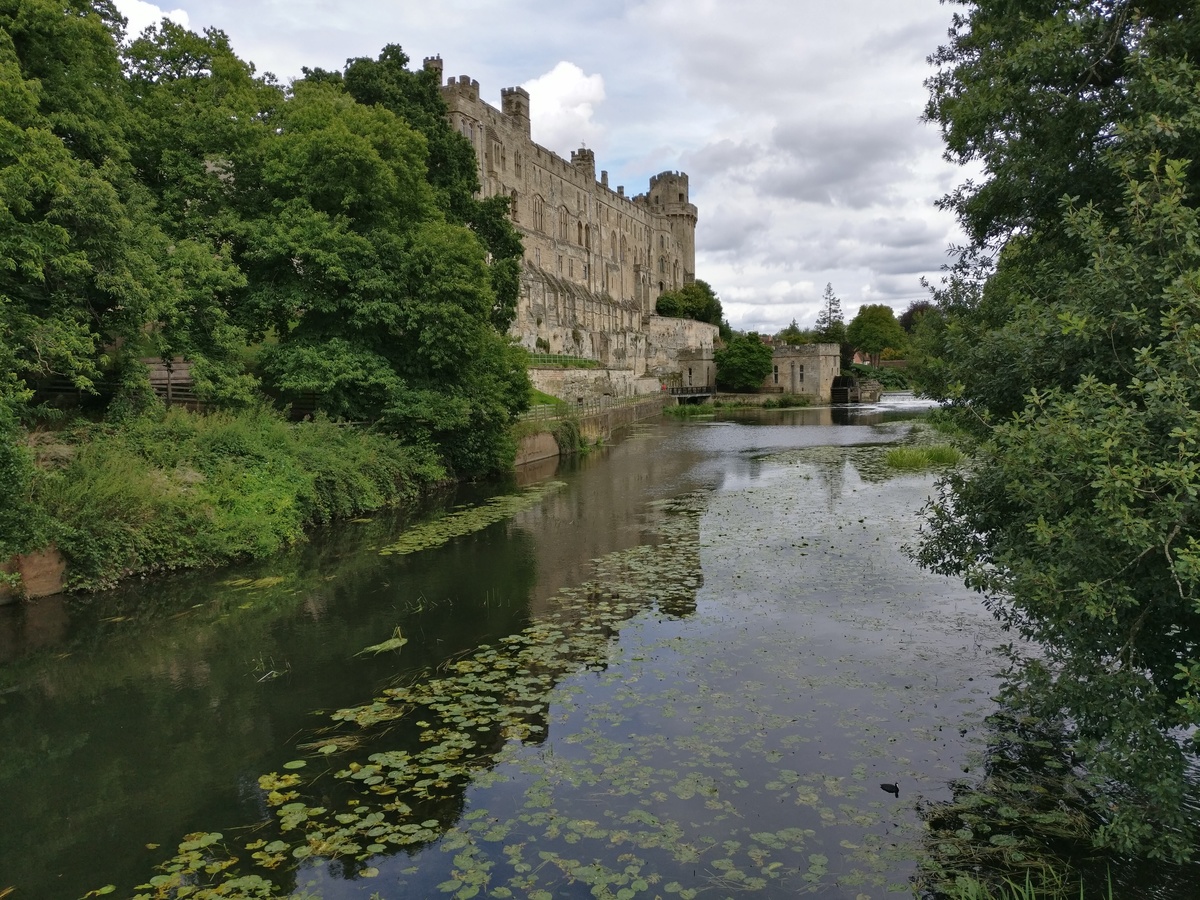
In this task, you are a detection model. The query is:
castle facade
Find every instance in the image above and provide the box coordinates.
[429,57,714,393]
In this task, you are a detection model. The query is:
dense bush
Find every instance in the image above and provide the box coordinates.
[33,407,445,590]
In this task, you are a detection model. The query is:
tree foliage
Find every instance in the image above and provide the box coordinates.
[919,0,1200,859]
[812,283,845,345]
[714,333,772,392]
[898,299,932,333]
[337,46,525,330]
[0,2,530,499]
[776,318,809,346]
[655,279,725,331]
[846,304,905,366]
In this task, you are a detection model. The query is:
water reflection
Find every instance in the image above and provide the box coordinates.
[0,394,952,899]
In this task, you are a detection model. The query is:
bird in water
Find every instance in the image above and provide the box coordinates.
[880,782,899,797]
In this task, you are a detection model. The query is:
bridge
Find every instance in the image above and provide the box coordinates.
[668,386,715,402]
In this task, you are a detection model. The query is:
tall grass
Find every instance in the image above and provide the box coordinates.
[33,407,446,590]
[886,443,964,470]
[949,870,1113,900]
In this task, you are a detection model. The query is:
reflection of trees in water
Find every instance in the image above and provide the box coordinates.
[102,494,709,898]
[914,703,1200,899]
[0,488,544,900]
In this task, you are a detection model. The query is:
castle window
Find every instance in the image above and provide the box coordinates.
[510,189,518,222]
[535,248,541,266]
[679,193,684,202]
[773,365,779,385]
[533,195,545,232]
[569,259,574,277]
[578,221,584,245]
[558,255,563,274]
[797,365,805,384]
[658,257,665,274]
[560,207,568,240]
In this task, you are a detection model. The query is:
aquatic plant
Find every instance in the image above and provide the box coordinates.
[887,444,964,470]
[378,482,564,556]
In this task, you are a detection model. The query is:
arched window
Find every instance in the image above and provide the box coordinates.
[533,195,545,232]
[510,189,518,222]
[560,207,568,240]
[611,233,617,260]
[578,221,584,245]
[658,257,665,274]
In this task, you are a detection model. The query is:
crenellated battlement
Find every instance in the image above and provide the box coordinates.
[435,58,705,387]
[500,86,531,136]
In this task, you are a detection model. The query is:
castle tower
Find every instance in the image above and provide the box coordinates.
[501,87,531,137]
[648,171,698,284]
[422,55,443,81]
[571,147,596,182]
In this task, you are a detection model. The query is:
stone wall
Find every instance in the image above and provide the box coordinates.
[0,546,66,604]
[430,57,708,388]
[645,316,718,388]
[762,344,841,402]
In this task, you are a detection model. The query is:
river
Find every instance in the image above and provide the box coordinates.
[0,397,1193,899]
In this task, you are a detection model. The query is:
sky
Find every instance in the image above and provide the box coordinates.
[114,0,972,334]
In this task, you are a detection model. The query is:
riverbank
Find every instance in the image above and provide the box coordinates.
[2,395,674,601]
[2,407,449,598]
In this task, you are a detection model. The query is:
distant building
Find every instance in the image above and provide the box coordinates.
[761,344,841,403]
[430,57,714,396]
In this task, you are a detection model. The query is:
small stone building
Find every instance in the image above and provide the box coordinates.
[762,343,840,402]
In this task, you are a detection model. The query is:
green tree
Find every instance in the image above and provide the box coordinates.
[337,46,524,330]
[845,304,904,367]
[714,333,772,392]
[776,318,809,345]
[812,283,845,344]
[121,21,281,403]
[898,299,932,333]
[0,0,183,414]
[919,0,1200,859]
[655,279,724,328]
[228,81,527,475]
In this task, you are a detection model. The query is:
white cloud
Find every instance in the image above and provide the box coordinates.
[126,0,974,334]
[113,0,190,39]
[522,62,606,158]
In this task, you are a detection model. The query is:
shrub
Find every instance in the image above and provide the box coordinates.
[32,407,446,590]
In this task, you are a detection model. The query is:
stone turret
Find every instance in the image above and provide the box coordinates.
[501,86,531,137]
[422,55,443,80]
[571,147,596,182]
[648,171,698,284]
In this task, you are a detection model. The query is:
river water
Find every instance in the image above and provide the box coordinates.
[0,398,1192,899]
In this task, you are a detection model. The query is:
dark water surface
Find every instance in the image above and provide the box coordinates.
[0,397,1192,898]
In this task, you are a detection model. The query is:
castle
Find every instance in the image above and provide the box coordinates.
[429,57,717,397]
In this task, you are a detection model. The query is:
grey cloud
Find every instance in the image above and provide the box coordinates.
[759,117,925,209]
